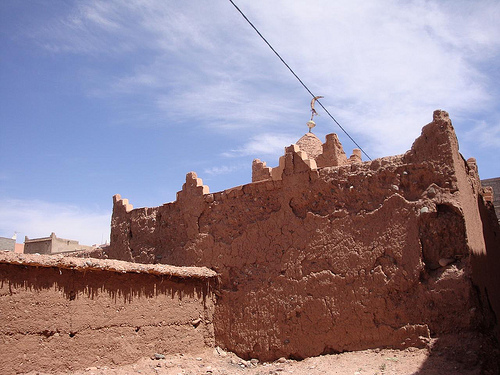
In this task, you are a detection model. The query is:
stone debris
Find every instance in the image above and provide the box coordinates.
[214,347,227,357]
[191,318,202,327]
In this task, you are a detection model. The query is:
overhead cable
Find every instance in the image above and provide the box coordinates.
[228,0,372,160]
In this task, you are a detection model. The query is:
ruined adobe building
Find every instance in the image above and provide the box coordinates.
[108,110,500,361]
[1,110,499,373]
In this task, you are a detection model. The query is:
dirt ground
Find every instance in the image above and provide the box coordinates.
[23,333,499,375]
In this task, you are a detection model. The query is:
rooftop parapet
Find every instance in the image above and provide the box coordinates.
[252,132,358,183]
[176,171,210,201]
[316,133,348,167]
[113,194,133,213]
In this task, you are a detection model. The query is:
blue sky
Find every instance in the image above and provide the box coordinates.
[1,0,499,246]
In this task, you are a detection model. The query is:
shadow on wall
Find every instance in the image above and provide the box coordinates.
[412,333,500,374]
[472,195,500,341]
[411,194,500,374]
[0,264,212,304]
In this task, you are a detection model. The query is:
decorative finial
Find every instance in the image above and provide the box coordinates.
[307,96,323,133]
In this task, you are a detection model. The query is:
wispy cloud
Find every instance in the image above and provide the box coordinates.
[222,133,298,158]
[203,164,242,176]
[0,199,110,246]
[30,0,500,161]
[464,120,500,149]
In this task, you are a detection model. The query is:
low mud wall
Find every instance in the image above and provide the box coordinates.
[0,253,217,375]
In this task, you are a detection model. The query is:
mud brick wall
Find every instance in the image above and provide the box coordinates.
[109,110,500,361]
[0,253,217,375]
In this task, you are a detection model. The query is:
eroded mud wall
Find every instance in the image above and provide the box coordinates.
[0,254,216,375]
[109,111,497,361]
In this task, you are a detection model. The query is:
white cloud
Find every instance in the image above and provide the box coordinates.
[203,165,241,176]
[31,0,500,161]
[464,120,500,149]
[222,133,298,159]
[112,73,161,92]
[0,199,110,246]
[243,0,498,157]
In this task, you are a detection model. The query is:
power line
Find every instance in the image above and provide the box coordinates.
[228,0,372,161]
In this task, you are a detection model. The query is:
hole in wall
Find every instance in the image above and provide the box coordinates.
[41,330,55,338]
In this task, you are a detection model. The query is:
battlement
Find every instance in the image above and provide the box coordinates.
[113,193,134,212]
[252,132,356,183]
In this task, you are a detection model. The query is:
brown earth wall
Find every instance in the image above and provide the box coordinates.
[0,253,217,375]
[108,110,499,361]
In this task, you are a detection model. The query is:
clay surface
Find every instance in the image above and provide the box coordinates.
[108,110,500,361]
[30,332,500,375]
[0,253,216,375]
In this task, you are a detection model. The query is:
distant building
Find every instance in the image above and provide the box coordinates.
[0,236,16,252]
[481,177,500,223]
[24,232,94,255]
[14,243,24,253]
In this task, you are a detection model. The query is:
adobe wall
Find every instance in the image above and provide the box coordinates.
[109,110,500,361]
[0,253,217,375]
